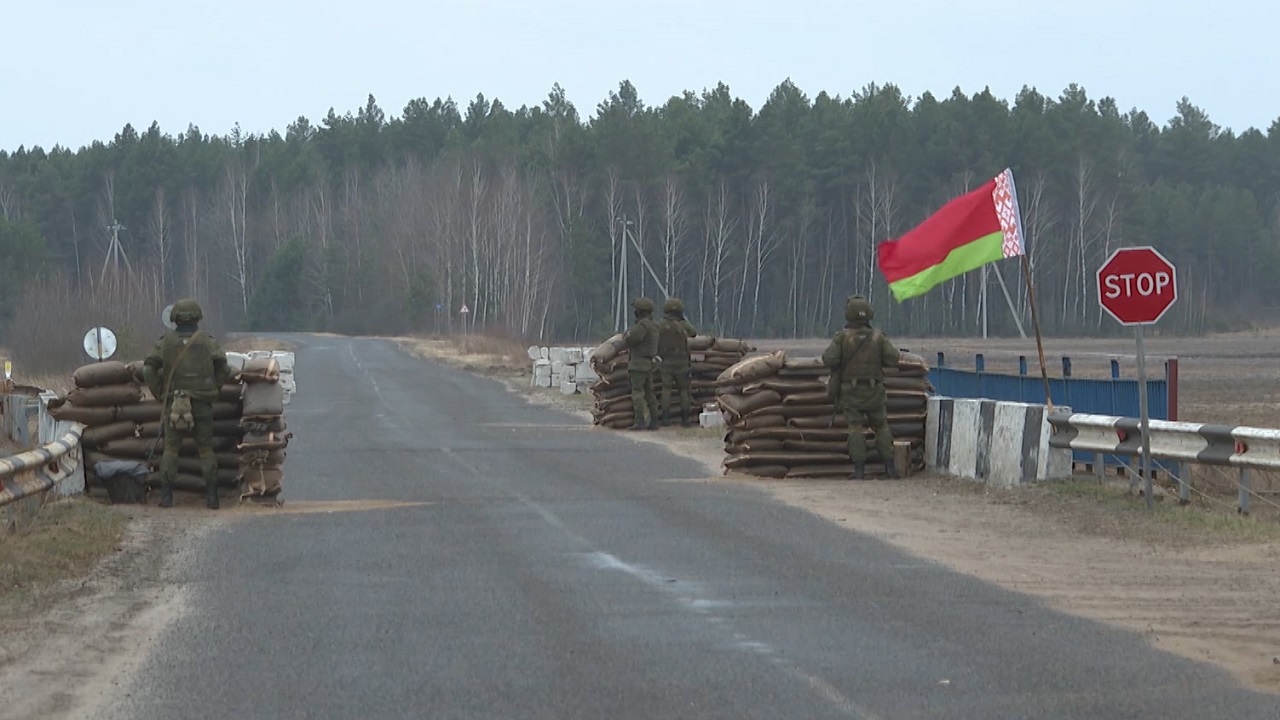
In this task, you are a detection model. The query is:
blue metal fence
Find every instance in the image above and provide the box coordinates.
[927,352,1180,474]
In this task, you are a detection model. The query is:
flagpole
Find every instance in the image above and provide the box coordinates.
[1020,254,1053,409]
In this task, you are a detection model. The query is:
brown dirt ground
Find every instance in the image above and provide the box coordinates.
[507,330,1280,696]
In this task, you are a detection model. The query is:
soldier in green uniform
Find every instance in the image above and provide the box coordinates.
[657,297,697,426]
[143,299,232,508]
[821,295,901,480]
[617,297,661,431]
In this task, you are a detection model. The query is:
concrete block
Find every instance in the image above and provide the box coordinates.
[551,360,565,376]
[926,396,1071,487]
[563,348,584,365]
[699,410,726,429]
[536,375,552,388]
[559,377,577,395]
[527,345,541,361]
[539,347,549,360]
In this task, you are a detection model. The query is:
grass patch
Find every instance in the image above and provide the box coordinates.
[223,336,297,354]
[1030,477,1280,544]
[0,498,129,598]
[396,333,530,376]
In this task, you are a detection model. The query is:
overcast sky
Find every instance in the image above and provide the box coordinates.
[3,0,1276,152]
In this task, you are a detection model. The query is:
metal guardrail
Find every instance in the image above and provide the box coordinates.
[0,422,85,508]
[1048,409,1280,514]
[2,385,87,515]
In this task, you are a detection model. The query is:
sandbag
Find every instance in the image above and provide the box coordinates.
[724,451,850,468]
[716,351,785,385]
[687,336,715,352]
[73,361,136,389]
[81,420,140,448]
[752,378,826,395]
[134,419,244,439]
[726,438,785,453]
[65,384,143,408]
[717,389,782,419]
[239,357,280,383]
[783,440,851,454]
[711,338,751,354]
[727,427,851,444]
[242,382,285,416]
[48,403,116,425]
[781,391,830,406]
[240,465,284,497]
[239,430,291,451]
[736,413,786,430]
[240,415,287,434]
[590,334,625,366]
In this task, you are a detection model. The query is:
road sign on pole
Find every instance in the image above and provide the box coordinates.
[83,327,118,362]
[1096,246,1179,510]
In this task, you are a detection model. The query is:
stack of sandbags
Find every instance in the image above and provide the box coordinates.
[50,360,244,495]
[237,356,290,501]
[714,351,932,478]
[587,335,754,428]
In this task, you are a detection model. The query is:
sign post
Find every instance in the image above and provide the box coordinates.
[1096,246,1178,510]
[460,303,470,338]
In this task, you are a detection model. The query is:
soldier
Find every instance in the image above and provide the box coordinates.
[143,299,232,508]
[821,295,901,480]
[618,297,661,431]
[657,297,697,426]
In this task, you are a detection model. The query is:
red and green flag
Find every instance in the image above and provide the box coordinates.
[877,168,1026,302]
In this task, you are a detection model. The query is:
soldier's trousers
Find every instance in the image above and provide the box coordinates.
[158,398,217,492]
[629,369,659,425]
[658,363,693,416]
[841,382,894,464]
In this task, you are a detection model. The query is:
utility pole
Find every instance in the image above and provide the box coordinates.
[615,215,634,332]
[100,219,132,285]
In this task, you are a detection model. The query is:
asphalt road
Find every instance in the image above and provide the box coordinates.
[98,335,1278,719]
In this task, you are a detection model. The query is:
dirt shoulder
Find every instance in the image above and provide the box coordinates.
[0,497,236,719]
[507,375,1280,696]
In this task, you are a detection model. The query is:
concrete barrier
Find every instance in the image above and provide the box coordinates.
[926,397,1071,487]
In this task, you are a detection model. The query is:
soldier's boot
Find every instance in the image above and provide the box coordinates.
[884,457,901,480]
[627,412,648,431]
[680,408,692,427]
[849,463,865,481]
[661,408,671,426]
[158,482,173,509]
[647,412,660,430]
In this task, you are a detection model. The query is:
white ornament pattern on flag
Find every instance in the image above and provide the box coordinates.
[992,168,1025,258]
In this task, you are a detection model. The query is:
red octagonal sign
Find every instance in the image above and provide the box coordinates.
[1096,246,1178,325]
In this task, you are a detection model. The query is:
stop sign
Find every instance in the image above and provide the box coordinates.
[1096,246,1178,325]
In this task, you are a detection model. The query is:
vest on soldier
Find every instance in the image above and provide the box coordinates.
[839,327,885,382]
[160,331,219,402]
[657,318,690,364]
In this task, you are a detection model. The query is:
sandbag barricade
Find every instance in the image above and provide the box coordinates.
[587,335,753,429]
[714,351,932,478]
[50,355,291,503]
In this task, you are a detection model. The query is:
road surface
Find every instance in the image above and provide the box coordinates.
[96,335,1278,719]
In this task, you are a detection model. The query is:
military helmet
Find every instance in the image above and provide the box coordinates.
[845,294,874,323]
[170,298,203,324]
[662,297,684,314]
[631,297,655,314]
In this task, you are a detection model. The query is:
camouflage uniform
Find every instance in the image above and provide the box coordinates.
[657,298,697,426]
[821,295,901,479]
[619,297,661,431]
[143,299,232,508]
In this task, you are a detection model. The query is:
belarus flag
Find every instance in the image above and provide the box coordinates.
[877,168,1026,302]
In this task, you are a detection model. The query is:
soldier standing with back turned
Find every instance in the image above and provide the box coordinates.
[616,297,661,431]
[821,295,901,480]
[657,297,697,426]
[143,299,233,509]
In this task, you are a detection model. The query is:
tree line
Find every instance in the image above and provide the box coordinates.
[2,79,1277,352]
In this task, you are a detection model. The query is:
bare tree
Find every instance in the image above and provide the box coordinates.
[147,187,171,300]
[0,179,18,221]
[699,179,737,332]
[659,174,688,298]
